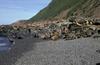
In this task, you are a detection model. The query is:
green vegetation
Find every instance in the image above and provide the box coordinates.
[29,0,90,21]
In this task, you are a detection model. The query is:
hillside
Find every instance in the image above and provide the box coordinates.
[29,0,100,22]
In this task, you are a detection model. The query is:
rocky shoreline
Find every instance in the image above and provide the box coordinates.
[0,17,100,40]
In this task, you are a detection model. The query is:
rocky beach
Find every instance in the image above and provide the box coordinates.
[0,37,100,65]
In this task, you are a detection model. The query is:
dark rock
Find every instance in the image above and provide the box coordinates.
[96,63,100,65]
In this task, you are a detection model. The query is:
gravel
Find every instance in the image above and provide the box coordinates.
[13,38,100,65]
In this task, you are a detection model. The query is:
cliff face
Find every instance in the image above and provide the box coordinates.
[29,0,100,22]
[73,0,100,18]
